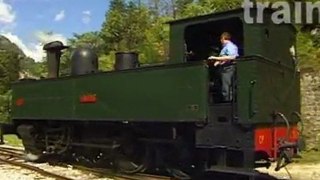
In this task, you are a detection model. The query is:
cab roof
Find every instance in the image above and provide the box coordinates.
[167,7,296,32]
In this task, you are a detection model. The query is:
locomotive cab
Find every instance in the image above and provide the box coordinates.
[169,8,297,103]
[184,17,244,104]
[184,17,244,62]
[169,8,300,171]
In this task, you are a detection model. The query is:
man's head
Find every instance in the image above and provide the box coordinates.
[220,32,232,45]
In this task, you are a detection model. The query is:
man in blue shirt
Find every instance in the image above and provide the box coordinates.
[208,32,239,102]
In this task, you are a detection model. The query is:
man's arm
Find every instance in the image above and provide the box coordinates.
[208,55,236,61]
[208,44,238,61]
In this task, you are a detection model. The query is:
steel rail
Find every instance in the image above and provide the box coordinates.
[0,146,24,152]
[0,148,24,157]
[0,146,171,180]
[0,148,74,180]
[0,157,75,180]
[62,163,171,180]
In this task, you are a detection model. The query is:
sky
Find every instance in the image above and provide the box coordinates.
[0,0,108,61]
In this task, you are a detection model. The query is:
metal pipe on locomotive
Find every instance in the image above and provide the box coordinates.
[7,8,302,179]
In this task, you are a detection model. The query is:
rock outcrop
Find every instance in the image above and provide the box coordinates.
[301,69,320,150]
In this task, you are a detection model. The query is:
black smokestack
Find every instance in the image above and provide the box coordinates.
[114,52,139,70]
[43,41,68,78]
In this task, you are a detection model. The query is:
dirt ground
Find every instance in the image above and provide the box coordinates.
[258,163,320,180]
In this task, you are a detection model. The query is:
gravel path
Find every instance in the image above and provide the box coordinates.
[0,161,113,180]
[258,163,320,180]
[0,150,318,180]
[1,162,319,180]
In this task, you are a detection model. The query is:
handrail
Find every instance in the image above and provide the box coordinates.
[276,112,290,140]
[206,54,296,71]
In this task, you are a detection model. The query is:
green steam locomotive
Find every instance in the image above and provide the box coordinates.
[9,8,301,179]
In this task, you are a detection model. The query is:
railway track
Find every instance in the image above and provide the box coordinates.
[0,146,74,180]
[68,165,172,180]
[0,146,24,157]
[0,145,172,180]
[0,146,288,180]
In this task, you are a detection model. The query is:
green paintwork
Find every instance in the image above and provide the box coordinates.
[236,56,300,124]
[244,20,296,67]
[12,63,209,122]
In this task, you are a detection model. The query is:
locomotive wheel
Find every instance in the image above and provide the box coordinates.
[17,124,44,162]
[24,151,43,162]
[45,126,71,155]
[115,139,150,174]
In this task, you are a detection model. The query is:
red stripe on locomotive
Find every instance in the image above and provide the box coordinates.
[15,98,25,106]
[79,94,97,103]
[255,126,299,159]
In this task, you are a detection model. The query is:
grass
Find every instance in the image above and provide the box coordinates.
[3,134,22,147]
[295,150,320,164]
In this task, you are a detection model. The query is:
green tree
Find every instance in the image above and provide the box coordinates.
[100,0,128,51]
[0,51,20,93]
[100,0,167,67]
[69,32,105,54]
[296,30,320,70]
[175,0,194,15]
[0,51,20,123]
[20,57,47,78]
[101,0,151,52]
[146,0,175,17]
[141,16,171,63]
[181,0,242,17]
[0,90,12,123]
[125,2,151,50]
